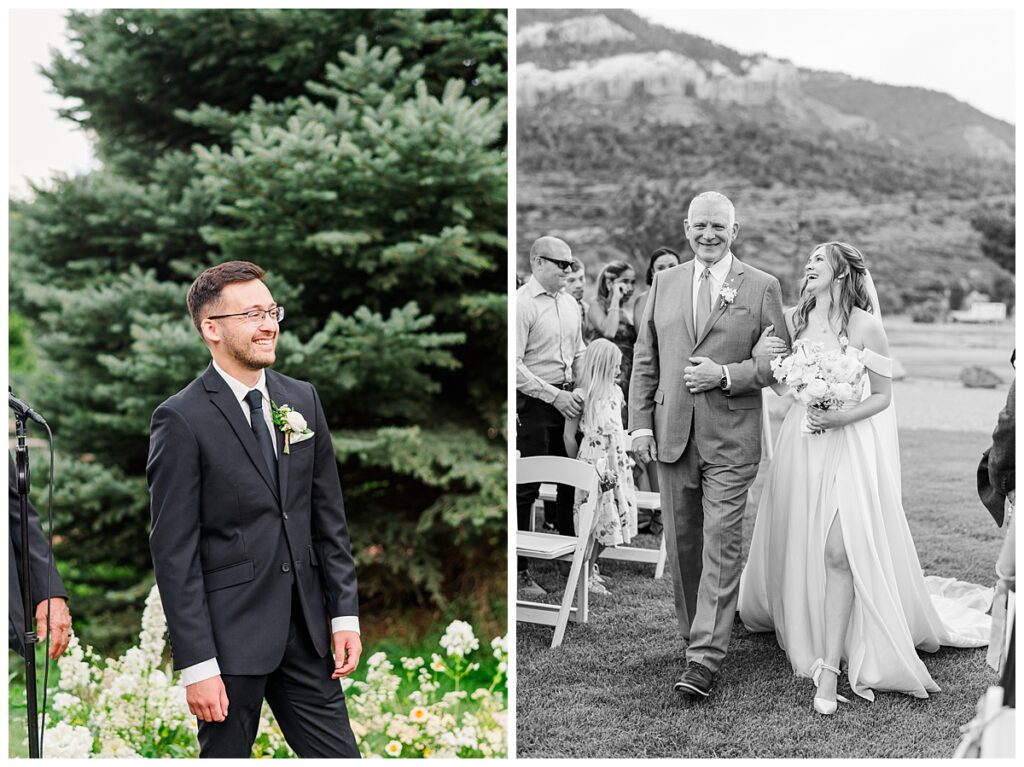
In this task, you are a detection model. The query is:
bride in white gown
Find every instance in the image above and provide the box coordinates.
[738,241,991,715]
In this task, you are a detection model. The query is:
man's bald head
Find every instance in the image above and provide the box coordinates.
[530,236,572,262]
[529,236,573,292]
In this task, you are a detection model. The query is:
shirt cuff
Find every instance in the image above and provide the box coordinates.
[331,616,361,634]
[630,429,654,445]
[180,658,221,686]
[722,364,732,390]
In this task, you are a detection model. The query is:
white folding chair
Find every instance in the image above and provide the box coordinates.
[516,455,600,648]
[598,490,667,579]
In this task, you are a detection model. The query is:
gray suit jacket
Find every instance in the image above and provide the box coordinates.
[629,257,789,465]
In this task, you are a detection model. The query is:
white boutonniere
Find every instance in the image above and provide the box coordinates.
[718,282,738,308]
[270,401,313,454]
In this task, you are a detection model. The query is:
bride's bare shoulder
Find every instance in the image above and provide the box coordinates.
[848,307,888,352]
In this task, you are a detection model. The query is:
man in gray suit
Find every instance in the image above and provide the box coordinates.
[629,191,788,699]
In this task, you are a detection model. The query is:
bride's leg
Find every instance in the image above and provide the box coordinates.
[819,513,853,702]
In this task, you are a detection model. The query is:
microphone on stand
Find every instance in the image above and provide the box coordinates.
[9,387,47,426]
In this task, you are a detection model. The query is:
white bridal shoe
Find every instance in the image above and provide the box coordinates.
[810,658,850,715]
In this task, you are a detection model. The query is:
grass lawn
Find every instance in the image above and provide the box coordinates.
[515,426,1003,758]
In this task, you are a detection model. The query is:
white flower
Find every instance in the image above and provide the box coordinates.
[718,284,738,306]
[490,635,507,658]
[401,656,424,671]
[385,740,402,757]
[833,382,854,401]
[52,692,78,715]
[439,620,480,659]
[804,378,828,399]
[43,722,93,758]
[285,410,307,432]
[409,706,428,722]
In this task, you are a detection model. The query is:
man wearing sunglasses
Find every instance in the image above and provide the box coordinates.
[515,237,586,598]
[147,260,361,757]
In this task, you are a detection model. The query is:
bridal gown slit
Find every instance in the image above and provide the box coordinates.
[739,345,991,701]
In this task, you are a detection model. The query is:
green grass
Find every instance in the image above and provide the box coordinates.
[516,426,1002,758]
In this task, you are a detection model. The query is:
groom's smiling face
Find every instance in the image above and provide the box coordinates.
[684,198,738,266]
[209,279,279,371]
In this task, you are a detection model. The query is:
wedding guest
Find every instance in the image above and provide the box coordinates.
[516,236,586,598]
[978,357,1014,706]
[633,247,681,327]
[564,258,589,332]
[588,261,637,425]
[563,339,638,595]
[978,355,1014,526]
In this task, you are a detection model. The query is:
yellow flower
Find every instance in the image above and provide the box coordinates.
[385,740,402,757]
[409,706,428,722]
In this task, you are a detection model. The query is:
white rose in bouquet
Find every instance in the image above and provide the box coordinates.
[804,378,828,400]
[833,382,855,402]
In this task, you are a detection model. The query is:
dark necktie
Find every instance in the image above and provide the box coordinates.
[696,267,712,335]
[243,389,278,480]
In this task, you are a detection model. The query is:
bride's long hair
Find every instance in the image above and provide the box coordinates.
[791,241,874,339]
[577,338,622,429]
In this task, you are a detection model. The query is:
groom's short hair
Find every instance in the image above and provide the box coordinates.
[687,191,736,227]
[187,260,266,332]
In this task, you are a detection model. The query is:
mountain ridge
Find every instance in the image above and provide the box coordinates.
[517,9,1014,162]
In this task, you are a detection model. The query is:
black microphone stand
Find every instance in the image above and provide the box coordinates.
[14,411,41,759]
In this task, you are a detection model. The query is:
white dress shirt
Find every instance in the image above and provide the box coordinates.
[180,361,360,686]
[631,254,734,444]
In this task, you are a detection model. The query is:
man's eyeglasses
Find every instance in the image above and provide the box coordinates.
[538,255,573,272]
[207,306,285,324]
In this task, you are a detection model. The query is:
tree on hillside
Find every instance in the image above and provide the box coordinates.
[971,205,1015,274]
[12,9,508,650]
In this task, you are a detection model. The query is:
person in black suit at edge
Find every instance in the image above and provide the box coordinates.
[9,455,72,659]
[978,353,1014,708]
[147,261,361,757]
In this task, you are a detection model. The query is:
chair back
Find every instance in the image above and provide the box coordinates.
[517,455,601,554]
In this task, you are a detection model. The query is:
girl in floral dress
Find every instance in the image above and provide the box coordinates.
[563,339,639,595]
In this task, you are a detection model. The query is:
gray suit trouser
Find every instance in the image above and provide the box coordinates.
[658,421,759,674]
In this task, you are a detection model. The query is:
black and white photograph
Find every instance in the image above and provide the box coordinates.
[514,7,1015,758]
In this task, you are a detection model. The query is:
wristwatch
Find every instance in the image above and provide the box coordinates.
[719,368,729,390]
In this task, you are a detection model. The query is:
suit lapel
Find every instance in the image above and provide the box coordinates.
[694,257,746,349]
[266,371,291,510]
[202,365,280,504]
[679,262,696,345]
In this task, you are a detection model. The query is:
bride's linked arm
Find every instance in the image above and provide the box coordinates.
[805,312,893,432]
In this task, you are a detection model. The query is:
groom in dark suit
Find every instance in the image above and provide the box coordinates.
[147,261,361,757]
[630,192,788,699]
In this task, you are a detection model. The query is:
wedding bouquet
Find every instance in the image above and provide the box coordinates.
[770,338,865,435]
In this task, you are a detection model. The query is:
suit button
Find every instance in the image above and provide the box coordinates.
[281,563,291,573]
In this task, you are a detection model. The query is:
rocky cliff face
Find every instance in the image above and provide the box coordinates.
[517,11,1013,161]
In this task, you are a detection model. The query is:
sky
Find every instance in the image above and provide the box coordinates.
[639,8,1015,124]
[8,9,97,198]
